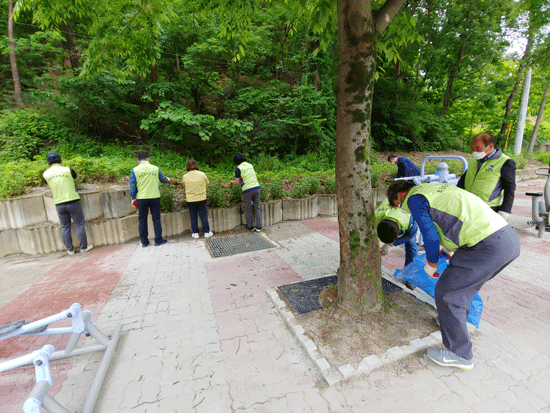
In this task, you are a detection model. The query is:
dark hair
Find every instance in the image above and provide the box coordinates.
[386,180,416,206]
[472,133,495,147]
[233,153,246,165]
[46,152,62,165]
[377,220,400,244]
[186,159,199,171]
[137,151,149,160]
[387,154,397,162]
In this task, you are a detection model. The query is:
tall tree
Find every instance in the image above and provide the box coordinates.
[8,0,23,108]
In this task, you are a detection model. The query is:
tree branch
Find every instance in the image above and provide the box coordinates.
[374,0,408,35]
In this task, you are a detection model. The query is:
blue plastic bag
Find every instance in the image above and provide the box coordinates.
[393,253,483,328]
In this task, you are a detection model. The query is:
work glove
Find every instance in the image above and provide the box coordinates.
[131,199,138,209]
[380,244,392,256]
[498,211,510,221]
[424,262,440,279]
[439,249,452,261]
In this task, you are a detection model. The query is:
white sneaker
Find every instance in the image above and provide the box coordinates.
[204,232,214,238]
[80,245,93,253]
[192,233,199,239]
[67,249,75,255]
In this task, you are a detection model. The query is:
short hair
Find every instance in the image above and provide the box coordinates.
[46,152,62,165]
[377,220,400,244]
[137,151,149,160]
[186,159,199,171]
[387,154,397,162]
[386,180,416,206]
[472,133,495,147]
[233,153,246,165]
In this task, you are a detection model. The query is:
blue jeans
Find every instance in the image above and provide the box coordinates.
[187,200,210,234]
[56,200,88,251]
[138,198,163,245]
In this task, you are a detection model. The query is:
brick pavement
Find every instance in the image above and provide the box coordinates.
[1,178,550,412]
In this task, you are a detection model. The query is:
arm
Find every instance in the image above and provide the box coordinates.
[70,168,78,180]
[158,170,170,184]
[407,194,440,264]
[130,170,137,200]
[456,173,465,189]
[393,216,417,246]
[230,168,242,185]
[498,159,516,214]
[396,158,404,178]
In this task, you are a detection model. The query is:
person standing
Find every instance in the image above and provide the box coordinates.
[387,154,421,178]
[229,153,262,231]
[387,180,520,370]
[457,132,516,221]
[182,159,213,239]
[130,152,172,247]
[43,152,93,255]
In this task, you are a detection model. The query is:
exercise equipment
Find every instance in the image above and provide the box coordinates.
[387,155,468,186]
[526,161,550,238]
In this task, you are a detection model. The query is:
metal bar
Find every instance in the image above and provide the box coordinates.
[65,312,91,355]
[82,323,123,413]
[84,320,111,347]
[23,381,50,413]
[41,394,72,413]
[50,343,108,361]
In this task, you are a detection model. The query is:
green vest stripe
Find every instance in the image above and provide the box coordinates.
[375,199,410,230]
[43,165,80,204]
[238,162,260,192]
[133,161,161,199]
[402,183,506,251]
[464,151,509,207]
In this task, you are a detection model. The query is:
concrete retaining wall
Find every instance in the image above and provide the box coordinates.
[0,167,543,257]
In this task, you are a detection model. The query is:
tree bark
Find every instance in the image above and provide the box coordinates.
[528,82,549,152]
[8,0,23,108]
[439,37,467,117]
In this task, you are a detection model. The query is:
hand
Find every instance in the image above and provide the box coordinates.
[424,262,440,278]
[498,211,510,221]
[380,244,392,256]
[167,178,172,184]
[131,199,138,209]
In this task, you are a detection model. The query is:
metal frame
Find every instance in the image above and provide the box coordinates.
[0,303,123,413]
[526,166,550,238]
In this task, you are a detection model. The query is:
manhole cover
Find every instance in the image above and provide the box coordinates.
[206,233,276,258]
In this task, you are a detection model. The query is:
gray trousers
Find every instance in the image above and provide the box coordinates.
[435,225,520,360]
[242,188,262,229]
[56,200,88,251]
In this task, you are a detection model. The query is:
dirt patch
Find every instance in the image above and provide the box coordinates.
[286,284,439,369]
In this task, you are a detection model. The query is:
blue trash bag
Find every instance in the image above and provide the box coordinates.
[393,253,483,328]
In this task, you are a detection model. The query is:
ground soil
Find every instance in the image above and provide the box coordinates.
[286,284,439,370]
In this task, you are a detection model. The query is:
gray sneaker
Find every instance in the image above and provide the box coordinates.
[426,347,473,370]
[80,245,93,253]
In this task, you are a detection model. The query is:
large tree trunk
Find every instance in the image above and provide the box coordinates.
[8,0,23,108]
[335,0,405,314]
[528,82,549,152]
[439,35,467,117]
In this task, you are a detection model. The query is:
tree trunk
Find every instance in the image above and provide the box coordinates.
[8,0,23,108]
[439,33,468,117]
[528,82,549,153]
[499,29,534,140]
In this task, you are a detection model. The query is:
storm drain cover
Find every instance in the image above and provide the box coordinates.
[278,276,402,314]
[206,233,276,258]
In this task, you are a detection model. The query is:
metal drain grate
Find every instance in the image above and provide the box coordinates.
[206,233,276,258]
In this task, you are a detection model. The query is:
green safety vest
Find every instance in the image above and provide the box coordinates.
[464,151,509,207]
[43,164,80,204]
[375,199,411,231]
[237,162,260,192]
[402,183,506,251]
[133,161,161,199]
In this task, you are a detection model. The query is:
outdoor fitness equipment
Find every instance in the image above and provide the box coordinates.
[387,155,469,186]
[0,302,123,413]
[526,161,550,238]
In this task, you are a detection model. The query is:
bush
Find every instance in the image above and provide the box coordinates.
[290,176,320,198]
[0,159,47,198]
[160,184,176,212]
[321,176,336,194]
[207,182,229,208]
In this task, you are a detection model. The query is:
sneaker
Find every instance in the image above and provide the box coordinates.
[192,233,200,239]
[67,249,75,255]
[80,245,93,253]
[142,242,150,248]
[426,347,473,370]
[253,227,262,232]
[204,232,214,238]
[155,239,168,246]
[247,227,255,231]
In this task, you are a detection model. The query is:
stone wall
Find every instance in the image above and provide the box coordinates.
[0,167,542,257]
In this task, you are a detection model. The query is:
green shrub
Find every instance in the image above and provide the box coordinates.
[321,176,336,194]
[0,159,47,198]
[160,184,176,212]
[265,180,286,200]
[290,176,319,198]
[65,157,119,182]
[228,184,242,205]
[207,182,229,208]
[534,152,550,166]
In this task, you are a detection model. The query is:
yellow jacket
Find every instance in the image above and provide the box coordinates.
[182,170,209,202]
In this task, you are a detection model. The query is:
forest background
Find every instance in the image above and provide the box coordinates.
[1,0,550,208]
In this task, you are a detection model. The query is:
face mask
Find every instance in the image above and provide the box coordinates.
[472,151,486,160]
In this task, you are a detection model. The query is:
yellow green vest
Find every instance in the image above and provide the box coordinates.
[237,162,260,192]
[402,183,506,251]
[464,151,509,207]
[375,199,410,230]
[133,161,161,199]
[43,164,80,204]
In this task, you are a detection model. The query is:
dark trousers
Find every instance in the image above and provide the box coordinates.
[138,198,163,245]
[187,200,210,234]
[435,225,520,360]
[242,188,262,229]
[56,200,87,251]
[404,237,418,267]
